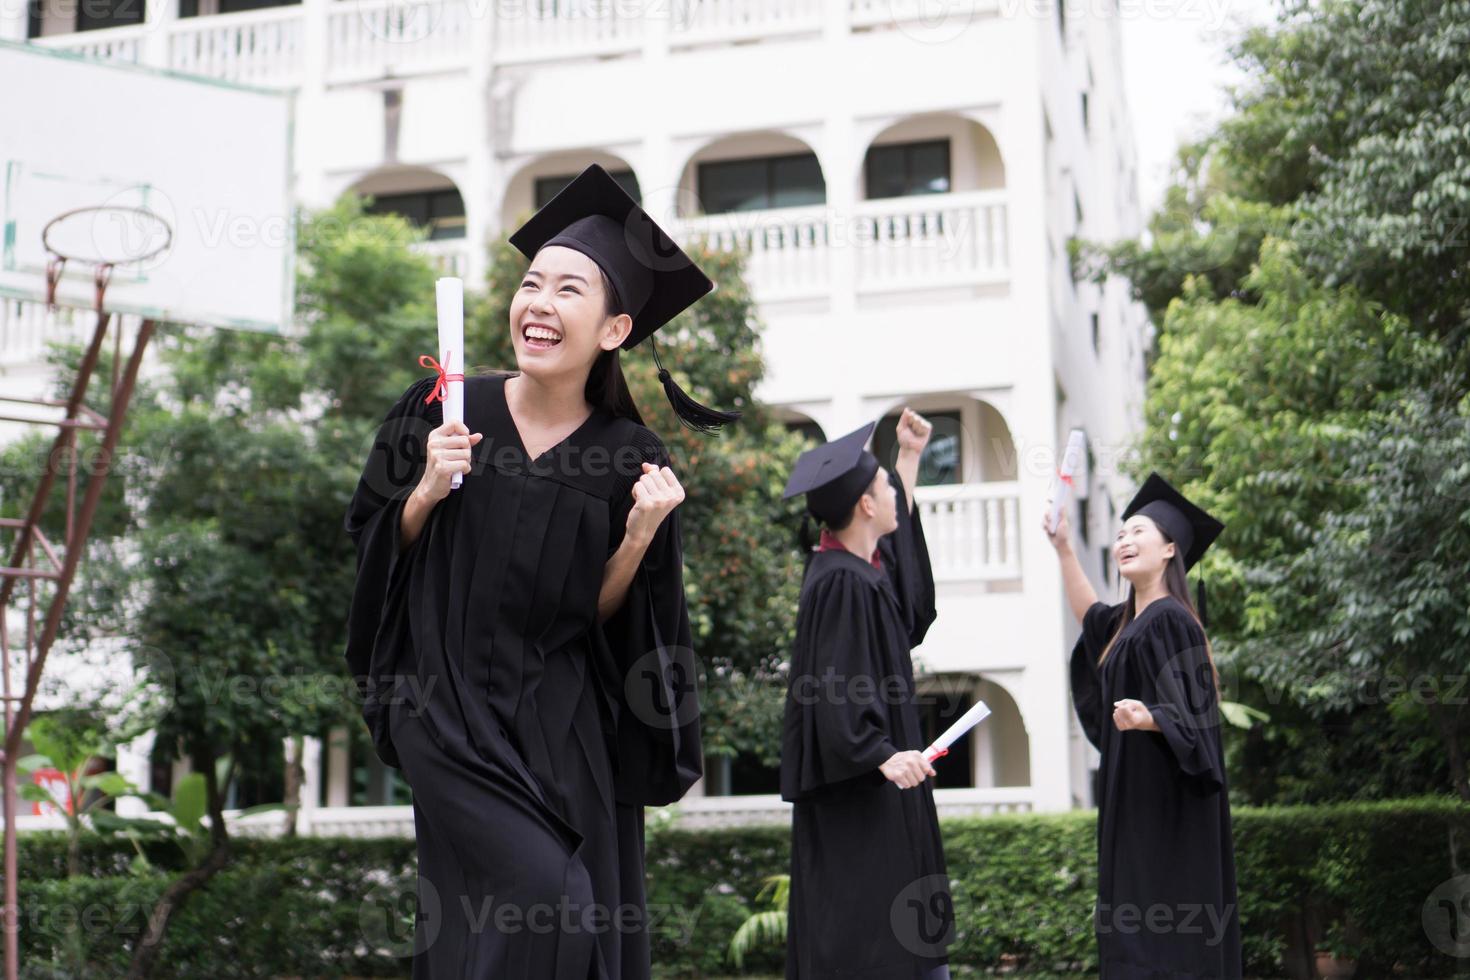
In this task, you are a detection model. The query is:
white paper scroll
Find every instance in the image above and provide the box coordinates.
[1047,428,1087,534]
[923,700,991,762]
[435,277,466,490]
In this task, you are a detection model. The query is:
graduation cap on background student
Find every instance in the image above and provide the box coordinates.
[1121,472,1225,625]
[782,422,881,528]
[508,164,739,433]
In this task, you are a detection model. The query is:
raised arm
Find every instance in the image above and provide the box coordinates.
[599,462,685,621]
[1043,506,1098,623]
[892,407,932,513]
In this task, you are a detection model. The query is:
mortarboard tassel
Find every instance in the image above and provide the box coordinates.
[650,338,741,434]
[1196,575,1209,629]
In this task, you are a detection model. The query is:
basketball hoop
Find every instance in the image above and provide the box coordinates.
[41,205,173,311]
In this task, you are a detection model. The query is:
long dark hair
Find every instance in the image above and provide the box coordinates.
[584,268,644,425]
[1099,528,1219,688]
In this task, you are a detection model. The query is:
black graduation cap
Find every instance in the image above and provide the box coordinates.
[782,422,881,527]
[1121,472,1225,623]
[508,164,738,433]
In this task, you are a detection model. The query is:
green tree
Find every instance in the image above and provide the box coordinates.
[1079,0,1470,802]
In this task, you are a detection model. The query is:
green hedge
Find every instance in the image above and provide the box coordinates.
[14,798,1469,978]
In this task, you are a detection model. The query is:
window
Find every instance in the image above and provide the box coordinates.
[696,152,825,214]
[535,169,640,209]
[1081,92,1090,135]
[864,139,952,199]
[76,0,144,31]
[874,410,963,486]
[177,0,299,15]
[363,188,466,241]
[1091,311,1100,353]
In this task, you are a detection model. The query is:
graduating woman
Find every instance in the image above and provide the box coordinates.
[344,165,733,979]
[1043,473,1242,979]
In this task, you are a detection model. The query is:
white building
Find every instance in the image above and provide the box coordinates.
[3,0,1149,832]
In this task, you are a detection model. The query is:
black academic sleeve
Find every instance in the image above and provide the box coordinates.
[1069,600,1123,751]
[342,375,441,769]
[781,569,900,801]
[600,427,703,808]
[877,473,938,647]
[1139,606,1226,791]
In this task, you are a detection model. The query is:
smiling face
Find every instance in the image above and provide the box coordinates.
[509,245,632,385]
[1114,514,1177,586]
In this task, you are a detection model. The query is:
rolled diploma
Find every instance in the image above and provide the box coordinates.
[1047,428,1087,533]
[923,700,991,762]
[436,277,466,490]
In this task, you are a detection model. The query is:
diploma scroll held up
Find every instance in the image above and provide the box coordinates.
[923,700,992,763]
[435,277,466,490]
[1047,428,1087,534]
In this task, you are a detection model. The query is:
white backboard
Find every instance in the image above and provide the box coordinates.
[0,41,295,333]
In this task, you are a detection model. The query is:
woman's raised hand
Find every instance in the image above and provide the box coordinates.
[625,462,685,547]
[1041,499,1072,554]
[417,420,483,504]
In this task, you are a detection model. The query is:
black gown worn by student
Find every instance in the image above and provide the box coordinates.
[344,165,720,980]
[346,373,698,980]
[1069,476,1241,979]
[780,450,949,979]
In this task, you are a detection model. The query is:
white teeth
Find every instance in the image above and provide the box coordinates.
[524,326,561,343]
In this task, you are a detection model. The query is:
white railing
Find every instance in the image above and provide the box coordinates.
[672,0,823,44]
[14,788,1035,837]
[327,0,473,83]
[412,238,471,278]
[493,0,644,64]
[32,22,145,64]
[674,204,832,302]
[167,5,304,85]
[29,0,1003,80]
[676,194,1008,302]
[916,481,1021,582]
[853,191,1009,290]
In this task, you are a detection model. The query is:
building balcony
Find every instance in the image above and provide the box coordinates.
[916,481,1021,583]
[377,191,1008,306]
[676,190,1010,303]
[29,0,996,86]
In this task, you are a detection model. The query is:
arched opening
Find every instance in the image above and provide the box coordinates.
[499,151,641,230]
[677,132,826,216]
[861,114,1005,200]
[972,677,1030,787]
[870,394,1017,487]
[350,167,466,241]
[773,407,826,447]
[914,673,1029,789]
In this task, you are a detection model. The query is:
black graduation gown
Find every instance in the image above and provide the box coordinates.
[344,373,701,980]
[779,476,950,980]
[1069,597,1242,979]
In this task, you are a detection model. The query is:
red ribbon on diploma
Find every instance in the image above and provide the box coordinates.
[1058,469,1075,488]
[926,747,949,762]
[419,352,465,405]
